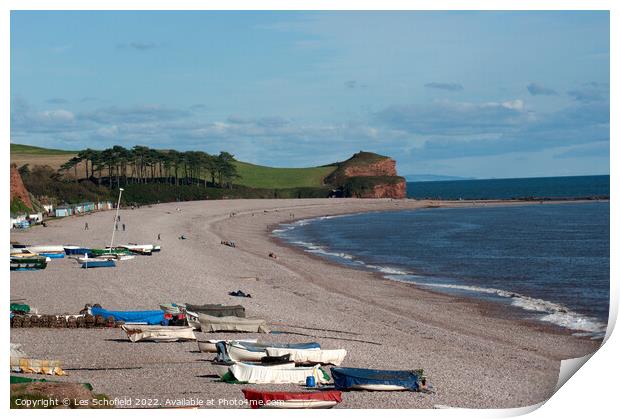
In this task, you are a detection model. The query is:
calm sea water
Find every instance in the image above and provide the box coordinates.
[274,202,610,338]
[407,175,609,200]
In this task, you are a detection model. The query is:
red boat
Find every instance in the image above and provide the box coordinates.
[242,389,342,409]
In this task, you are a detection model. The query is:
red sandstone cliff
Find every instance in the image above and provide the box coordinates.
[343,157,398,178]
[325,152,407,199]
[10,164,33,209]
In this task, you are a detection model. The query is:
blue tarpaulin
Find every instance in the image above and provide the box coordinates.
[91,307,165,325]
[331,367,425,391]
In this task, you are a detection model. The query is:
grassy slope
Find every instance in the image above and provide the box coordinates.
[10,144,78,155]
[233,161,336,189]
[10,143,336,189]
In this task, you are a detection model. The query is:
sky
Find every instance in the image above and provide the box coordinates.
[10,11,610,178]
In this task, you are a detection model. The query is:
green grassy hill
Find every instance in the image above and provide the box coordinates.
[11,143,336,189]
[233,161,336,189]
[10,144,77,155]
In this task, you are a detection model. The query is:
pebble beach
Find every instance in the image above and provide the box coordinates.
[10,198,601,409]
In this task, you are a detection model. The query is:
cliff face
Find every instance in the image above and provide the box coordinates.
[10,164,33,210]
[363,179,406,199]
[342,158,397,178]
[325,152,407,199]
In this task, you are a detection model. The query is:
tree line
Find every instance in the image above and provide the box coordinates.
[60,146,239,189]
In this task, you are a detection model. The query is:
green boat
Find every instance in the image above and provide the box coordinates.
[90,248,132,256]
[10,256,47,271]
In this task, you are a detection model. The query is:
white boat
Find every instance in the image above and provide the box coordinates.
[211,360,296,378]
[93,254,135,261]
[24,245,65,254]
[227,363,330,385]
[197,338,258,353]
[227,341,320,362]
[121,325,196,342]
[265,348,347,366]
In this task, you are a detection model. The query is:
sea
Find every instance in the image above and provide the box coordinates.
[274,176,610,339]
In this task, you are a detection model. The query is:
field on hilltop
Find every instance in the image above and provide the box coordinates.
[11,144,78,172]
[233,161,335,189]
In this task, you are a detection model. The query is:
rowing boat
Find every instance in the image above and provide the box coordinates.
[242,389,342,409]
[265,347,347,366]
[225,363,330,385]
[10,255,47,270]
[331,367,428,391]
[77,258,116,268]
[211,356,295,378]
[24,245,65,254]
[226,341,320,362]
[63,246,92,255]
[121,325,196,342]
[197,338,258,353]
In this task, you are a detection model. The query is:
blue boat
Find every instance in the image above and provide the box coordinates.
[90,306,165,325]
[79,259,115,269]
[39,252,65,259]
[64,246,92,255]
[331,367,427,391]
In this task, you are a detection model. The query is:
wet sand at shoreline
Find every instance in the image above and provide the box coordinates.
[10,198,601,408]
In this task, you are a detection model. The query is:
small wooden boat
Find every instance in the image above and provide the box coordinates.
[242,389,342,409]
[91,248,132,256]
[121,325,196,342]
[24,245,64,254]
[119,244,154,255]
[64,245,92,255]
[78,258,116,268]
[265,348,347,366]
[227,341,320,362]
[10,255,47,271]
[197,338,258,353]
[225,363,330,385]
[331,367,428,391]
[94,254,135,261]
[212,355,294,378]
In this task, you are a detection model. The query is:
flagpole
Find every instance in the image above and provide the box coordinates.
[109,188,124,254]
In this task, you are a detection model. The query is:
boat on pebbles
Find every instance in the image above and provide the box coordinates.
[223,363,330,385]
[226,341,320,362]
[242,389,343,409]
[197,314,270,333]
[197,338,257,353]
[121,325,196,342]
[331,367,428,391]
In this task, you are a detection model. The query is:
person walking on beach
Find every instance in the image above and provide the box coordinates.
[117,215,120,222]
[84,222,89,230]
[115,223,118,231]
[122,223,126,231]
[157,233,161,241]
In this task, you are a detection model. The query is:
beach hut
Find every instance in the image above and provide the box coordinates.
[74,202,95,214]
[54,206,72,217]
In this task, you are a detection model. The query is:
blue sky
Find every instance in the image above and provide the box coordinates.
[10,11,609,178]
